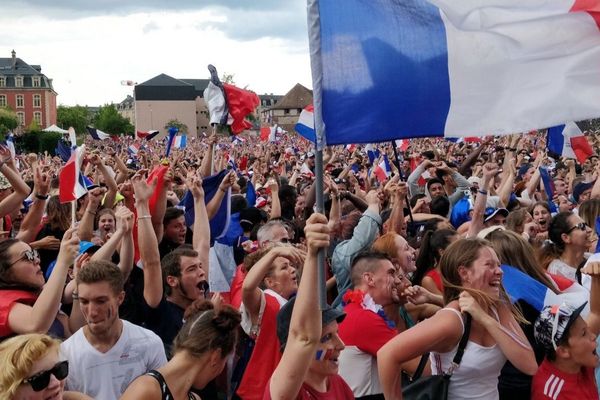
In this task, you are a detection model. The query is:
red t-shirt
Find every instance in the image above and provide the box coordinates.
[263,374,354,400]
[236,293,282,400]
[425,269,444,293]
[0,290,37,337]
[532,358,599,400]
[229,265,246,309]
[338,301,397,356]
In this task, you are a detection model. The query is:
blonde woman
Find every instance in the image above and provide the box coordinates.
[378,238,537,400]
[0,333,91,400]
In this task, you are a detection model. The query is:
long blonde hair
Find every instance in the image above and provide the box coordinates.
[0,333,61,399]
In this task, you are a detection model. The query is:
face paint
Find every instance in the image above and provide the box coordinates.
[315,349,334,361]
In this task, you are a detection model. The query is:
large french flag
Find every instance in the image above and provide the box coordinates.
[174,135,187,149]
[547,122,593,163]
[309,0,600,145]
[58,145,87,203]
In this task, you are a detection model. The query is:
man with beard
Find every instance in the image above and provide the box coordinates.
[337,251,406,400]
[138,171,210,357]
[61,260,167,400]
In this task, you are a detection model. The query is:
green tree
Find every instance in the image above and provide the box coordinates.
[164,119,188,134]
[26,119,40,133]
[0,107,18,135]
[57,105,90,135]
[93,104,134,135]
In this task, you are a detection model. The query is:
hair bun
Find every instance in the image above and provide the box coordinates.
[183,299,214,321]
[212,305,241,332]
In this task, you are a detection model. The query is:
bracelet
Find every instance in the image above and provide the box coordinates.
[87,210,97,216]
[138,215,152,220]
[508,148,517,152]
[35,193,49,200]
[478,189,488,195]
[72,292,79,301]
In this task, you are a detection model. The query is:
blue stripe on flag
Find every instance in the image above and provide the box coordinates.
[319,0,450,145]
[547,125,565,156]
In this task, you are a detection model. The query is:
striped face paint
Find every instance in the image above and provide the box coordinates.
[315,349,334,361]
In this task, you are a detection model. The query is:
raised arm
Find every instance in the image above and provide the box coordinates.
[89,153,118,209]
[206,170,235,219]
[268,213,330,400]
[187,171,210,275]
[200,134,217,177]
[133,172,163,308]
[268,178,281,220]
[8,228,79,335]
[466,163,498,238]
[582,261,600,335]
[0,145,31,218]
[77,187,106,242]
[17,164,49,243]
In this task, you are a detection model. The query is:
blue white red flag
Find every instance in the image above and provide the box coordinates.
[86,126,111,141]
[136,130,160,140]
[547,122,593,164]
[365,144,380,166]
[373,155,392,182]
[308,0,600,145]
[174,135,187,149]
[295,105,316,142]
[538,167,557,213]
[165,127,178,157]
[128,143,140,155]
[59,145,87,203]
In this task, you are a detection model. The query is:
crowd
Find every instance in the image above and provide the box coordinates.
[0,128,599,400]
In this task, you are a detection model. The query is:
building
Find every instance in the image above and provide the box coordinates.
[0,50,57,130]
[133,74,211,137]
[116,95,135,124]
[258,93,283,124]
[262,83,312,133]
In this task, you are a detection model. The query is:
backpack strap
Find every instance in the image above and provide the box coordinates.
[447,313,472,375]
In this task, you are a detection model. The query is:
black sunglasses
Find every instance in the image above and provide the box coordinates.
[566,222,588,234]
[23,360,69,392]
[10,249,39,267]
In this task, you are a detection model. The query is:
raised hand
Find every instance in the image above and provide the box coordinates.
[186,171,204,199]
[115,206,134,233]
[56,227,80,268]
[304,213,330,255]
[132,170,156,203]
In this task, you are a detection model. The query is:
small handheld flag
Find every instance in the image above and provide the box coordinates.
[165,127,178,157]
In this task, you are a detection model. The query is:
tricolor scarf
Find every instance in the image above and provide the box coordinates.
[342,289,396,329]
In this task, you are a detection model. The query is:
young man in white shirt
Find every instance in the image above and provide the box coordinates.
[61,260,167,400]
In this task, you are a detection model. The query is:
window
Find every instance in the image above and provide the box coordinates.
[0,95,6,107]
[33,112,42,125]
[32,76,41,87]
[16,95,24,108]
[33,94,41,108]
[0,77,5,87]
[17,112,25,126]
[15,76,23,87]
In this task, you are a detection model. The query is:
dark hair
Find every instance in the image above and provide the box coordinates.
[278,185,298,206]
[538,212,573,271]
[410,193,426,208]
[0,239,38,291]
[350,250,392,286]
[174,300,240,360]
[46,195,70,232]
[161,247,199,296]
[426,178,444,193]
[76,260,124,295]
[413,229,456,286]
[163,207,185,226]
[430,196,450,217]
[231,194,248,214]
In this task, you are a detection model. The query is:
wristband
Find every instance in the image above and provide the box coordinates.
[138,215,152,220]
[478,189,488,195]
[35,193,49,200]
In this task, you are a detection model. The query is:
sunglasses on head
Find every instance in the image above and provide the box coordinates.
[566,222,588,234]
[23,360,69,392]
[10,249,39,267]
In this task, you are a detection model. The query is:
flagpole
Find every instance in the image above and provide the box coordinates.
[391,140,414,223]
[71,201,77,227]
[210,125,217,174]
[308,0,327,309]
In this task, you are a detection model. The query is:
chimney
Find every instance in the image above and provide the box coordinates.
[11,50,16,70]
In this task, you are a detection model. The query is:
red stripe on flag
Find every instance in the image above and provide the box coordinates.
[570,135,593,164]
[260,127,270,142]
[59,153,78,203]
[571,0,600,30]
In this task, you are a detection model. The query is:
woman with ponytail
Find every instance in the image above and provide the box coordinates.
[412,229,458,295]
[538,211,592,287]
[378,238,537,400]
[121,300,241,399]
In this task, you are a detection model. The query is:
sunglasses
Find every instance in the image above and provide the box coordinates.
[23,360,69,392]
[566,222,588,234]
[9,249,39,267]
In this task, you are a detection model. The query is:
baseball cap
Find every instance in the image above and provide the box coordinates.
[467,176,481,187]
[573,181,594,203]
[307,151,315,158]
[45,241,101,280]
[484,207,509,223]
[534,302,588,351]
[276,296,346,351]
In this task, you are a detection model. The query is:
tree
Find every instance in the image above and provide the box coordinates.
[164,119,188,134]
[57,105,90,135]
[0,107,18,135]
[93,104,134,135]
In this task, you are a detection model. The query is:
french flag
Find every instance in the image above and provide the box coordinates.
[365,144,379,165]
[295,104,316,142]
[128,143,140,155]
[395,139,409,152]
[309,0,600,144]
[539,167,558,213]
[86,126,110,141]
[137,130,160,140]
[547,122,593,164]
[373,155,392,182]
[345,144,357,153]
[59,145,87,203]
[174,135,187,149]
[501,264,588,314]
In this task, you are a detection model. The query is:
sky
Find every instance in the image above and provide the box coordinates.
[0,0,313,106]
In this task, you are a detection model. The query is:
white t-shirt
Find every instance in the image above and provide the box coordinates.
[61,320,167,400]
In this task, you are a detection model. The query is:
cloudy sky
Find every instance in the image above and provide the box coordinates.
[0,0,312,106]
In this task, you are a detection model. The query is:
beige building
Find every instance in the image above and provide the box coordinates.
[133,74,211,137]
[261,83,313,133]
[116,95,135,124]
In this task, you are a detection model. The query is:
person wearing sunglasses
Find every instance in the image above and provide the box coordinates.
[531,262,600,399]
[0,228,81,341]
[0,333,91,400]
[539,212,593,288]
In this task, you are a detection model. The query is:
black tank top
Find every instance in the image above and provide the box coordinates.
[146,370,196,400]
